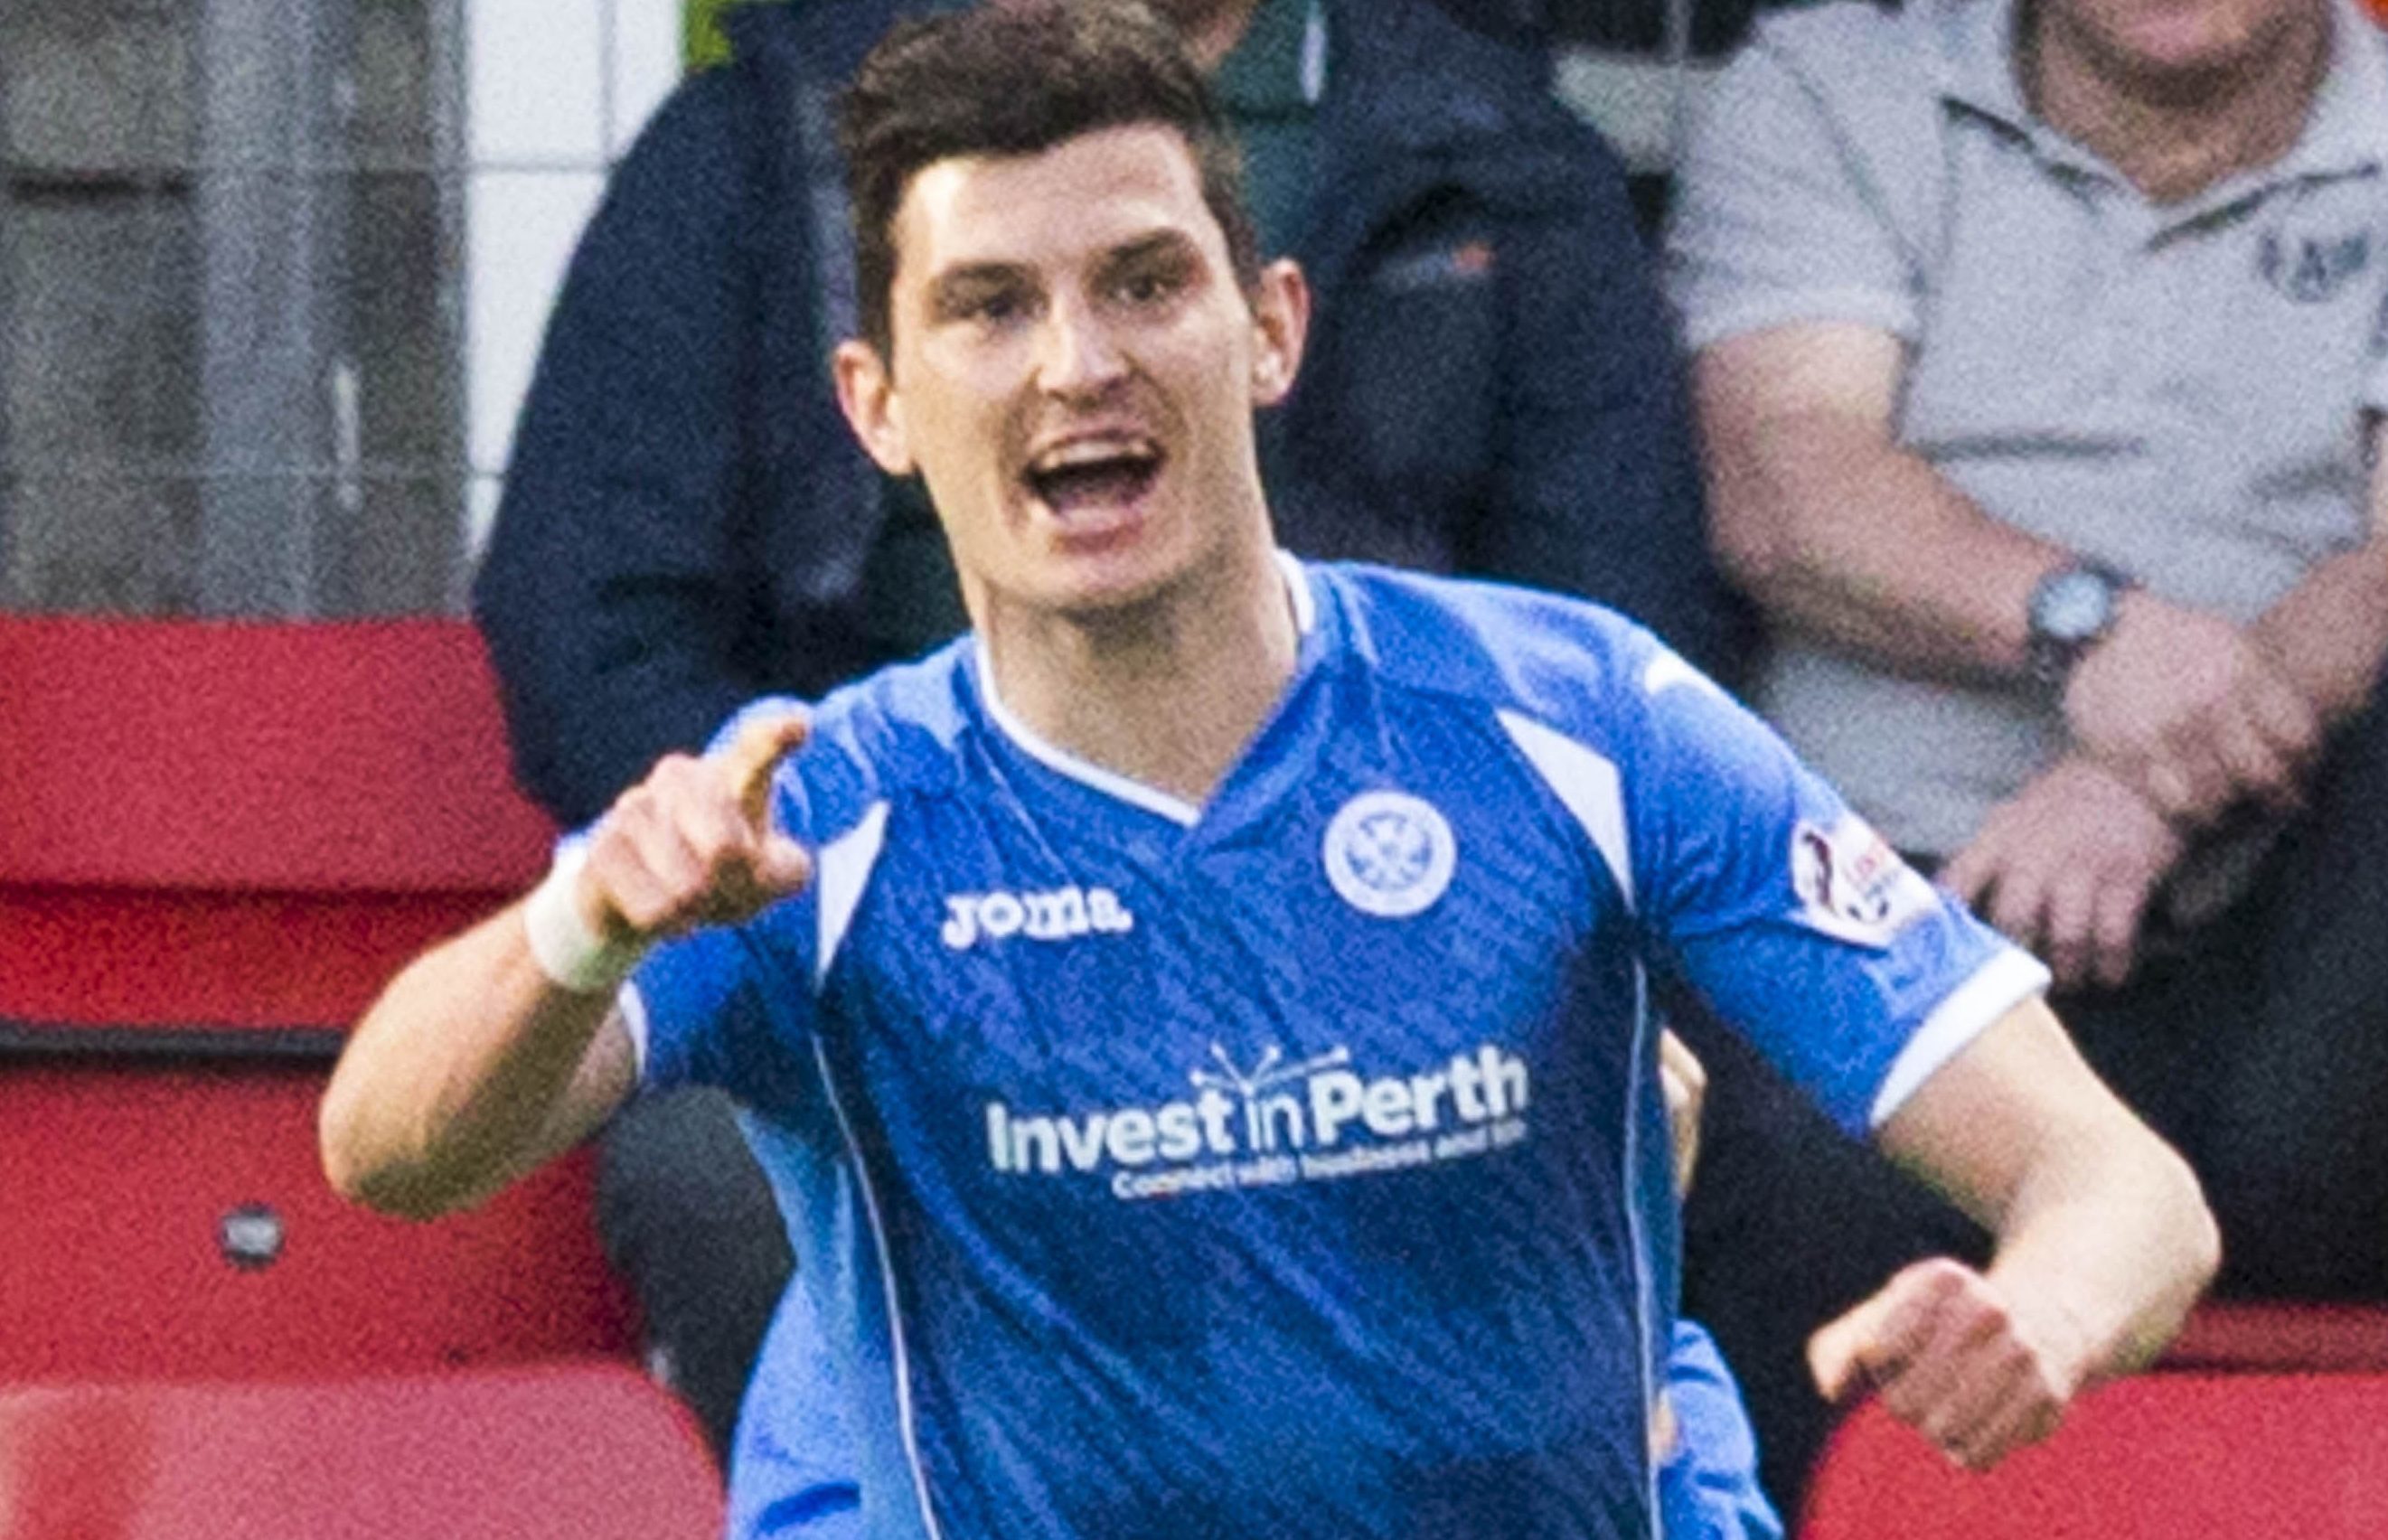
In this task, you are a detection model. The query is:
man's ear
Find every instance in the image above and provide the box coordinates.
[1247,258,1311,408]
[832,339,916,475]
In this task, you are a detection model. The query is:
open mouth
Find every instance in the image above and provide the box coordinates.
[1021,437,1164,526]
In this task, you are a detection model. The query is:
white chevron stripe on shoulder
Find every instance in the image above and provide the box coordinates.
[815,801,891,987]
[1499,709,1633,912]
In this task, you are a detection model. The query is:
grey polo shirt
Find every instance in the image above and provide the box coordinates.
[1666,0,2388,858]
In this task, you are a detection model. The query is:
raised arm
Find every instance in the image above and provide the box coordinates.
[1807,997,2218,1470]
[319,710,813,1219]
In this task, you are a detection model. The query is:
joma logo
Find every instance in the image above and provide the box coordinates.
[942,886,1134,950]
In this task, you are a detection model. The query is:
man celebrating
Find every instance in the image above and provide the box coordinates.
[322,5,2216,1535]
[473,0,1743,1457]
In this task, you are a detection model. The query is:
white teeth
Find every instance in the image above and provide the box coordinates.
[1029,438,1155,472]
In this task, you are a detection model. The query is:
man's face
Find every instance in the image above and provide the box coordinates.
[2038,0,2318,87]
[835,124,1304,624]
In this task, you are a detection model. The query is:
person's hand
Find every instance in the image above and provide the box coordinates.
[1809,1258,2076,1471]
[577,708,815,945]
[1650,1029,1706,1468]
[1941,757,2183,990]
[1658,1028,1706,1199]
[2063,592,2318,826]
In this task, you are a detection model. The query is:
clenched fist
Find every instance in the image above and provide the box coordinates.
[1808,1257,2076,1471]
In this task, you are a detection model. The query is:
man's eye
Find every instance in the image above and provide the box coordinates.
[942,287,1029,328]
[1114,269,1182,306]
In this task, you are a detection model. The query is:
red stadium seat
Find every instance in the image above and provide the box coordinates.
[2164,1301,2388,1374]
[0,1060,634,1379]
[0,1364,723,1540]
[0,614,556,1036]
[1800,1372,2388,1539]
[0,615,636,1377]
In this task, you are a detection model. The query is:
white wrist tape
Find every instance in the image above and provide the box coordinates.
[522,840,648,994]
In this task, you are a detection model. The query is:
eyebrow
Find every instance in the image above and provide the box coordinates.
[926,262,1033,319]
[929,229,1202,291]
[1100,230,1199,270]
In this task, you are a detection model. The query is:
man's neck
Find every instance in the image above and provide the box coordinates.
[2023,1,2332,203]
[977,541,1301,809]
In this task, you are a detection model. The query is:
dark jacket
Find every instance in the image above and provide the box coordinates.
[474,0,1745,827]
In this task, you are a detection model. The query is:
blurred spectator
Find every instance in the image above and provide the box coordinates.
[474,0,1744,1463]
[1667,0,2388,1509]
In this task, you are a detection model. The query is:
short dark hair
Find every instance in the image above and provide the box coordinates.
[837,0,1263,359]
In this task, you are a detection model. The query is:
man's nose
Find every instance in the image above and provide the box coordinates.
[1034,295,1129,398]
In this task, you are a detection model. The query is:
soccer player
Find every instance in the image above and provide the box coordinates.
[319,5,2216,1535]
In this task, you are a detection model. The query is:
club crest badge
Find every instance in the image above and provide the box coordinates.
[1323,790,1457,918]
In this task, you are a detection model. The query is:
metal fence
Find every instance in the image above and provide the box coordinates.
[0,0,467,619]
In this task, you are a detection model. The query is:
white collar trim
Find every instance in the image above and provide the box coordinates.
[973,553,1315,828]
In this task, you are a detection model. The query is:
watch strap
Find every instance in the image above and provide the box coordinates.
[2026,560,2132,689]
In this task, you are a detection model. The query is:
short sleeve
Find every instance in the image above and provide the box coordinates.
[1626,654,2048,1135]
[625,924,792,1095]
[1663,28,1923,352]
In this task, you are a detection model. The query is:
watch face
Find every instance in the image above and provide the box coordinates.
[2035,569,2116,644]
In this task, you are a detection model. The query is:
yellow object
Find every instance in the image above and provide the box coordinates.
[684,0,782,72]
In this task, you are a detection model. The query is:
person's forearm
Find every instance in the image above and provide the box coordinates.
[1848,1000,2219,1467]
[318,902,623,1220]
[2249,539,2388,728]
[1979,1112,2219,1390]
[1706,406,2068,681]
[1875,1001,2218,1390]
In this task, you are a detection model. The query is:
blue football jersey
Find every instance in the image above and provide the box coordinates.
[625,559,2047,1540]
[1659,1321,1783,1540]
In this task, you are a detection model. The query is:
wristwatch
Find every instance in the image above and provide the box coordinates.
[2025,559,2133,689]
